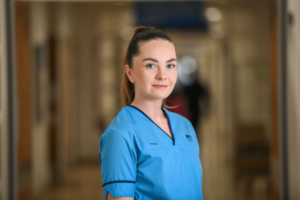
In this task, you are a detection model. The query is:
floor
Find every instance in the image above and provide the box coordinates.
[36,163,105,200]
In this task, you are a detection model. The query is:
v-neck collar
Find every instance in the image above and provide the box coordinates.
[128,105,175,145]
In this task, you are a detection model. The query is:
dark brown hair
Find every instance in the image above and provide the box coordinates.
[121,26,174,107]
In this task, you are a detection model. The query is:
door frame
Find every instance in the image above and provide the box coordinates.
[3,0,17,199]
[0,0,8,199]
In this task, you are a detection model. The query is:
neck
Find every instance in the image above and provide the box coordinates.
[130,95,165,122]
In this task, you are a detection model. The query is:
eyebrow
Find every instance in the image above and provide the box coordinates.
[166,58,177,63]
[142,58,177,63]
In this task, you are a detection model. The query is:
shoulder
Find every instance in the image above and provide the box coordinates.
[101,106,136,141]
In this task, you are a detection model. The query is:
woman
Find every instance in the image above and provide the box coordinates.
[99,26,203,200]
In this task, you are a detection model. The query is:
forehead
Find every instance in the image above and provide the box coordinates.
[137,39,176,58]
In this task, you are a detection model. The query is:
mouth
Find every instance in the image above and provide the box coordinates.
[153,84,168,89]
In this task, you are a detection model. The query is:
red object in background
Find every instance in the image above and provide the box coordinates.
[167,93,190,120]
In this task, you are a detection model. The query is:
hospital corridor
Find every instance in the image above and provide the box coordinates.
[1,0,300,200]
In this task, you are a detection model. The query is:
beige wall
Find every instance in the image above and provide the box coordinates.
[51,2,78,178]
[29,2,51,196]
[27,2,134,197]
[287,0,300,198]
[204,1,273,199]
[70,3,133,161]
[71,4,99,162]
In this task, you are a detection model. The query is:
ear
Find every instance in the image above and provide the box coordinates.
[124,65,135,83]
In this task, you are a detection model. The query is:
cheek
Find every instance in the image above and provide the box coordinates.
[170,70,178,83]
[136,71,152,87]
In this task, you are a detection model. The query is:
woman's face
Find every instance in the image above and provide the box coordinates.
[126,39,178,101]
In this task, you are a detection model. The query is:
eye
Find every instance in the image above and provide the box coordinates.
[167,64,175,69]
[146,64,155,69]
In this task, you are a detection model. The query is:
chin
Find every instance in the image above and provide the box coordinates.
[151,91,172,100]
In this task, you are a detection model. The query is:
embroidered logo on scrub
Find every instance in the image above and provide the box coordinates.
[186,135,193,142]
[150,143,157,145]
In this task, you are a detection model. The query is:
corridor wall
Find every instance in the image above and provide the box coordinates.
[287,0,300,198]
[29,2,51,197]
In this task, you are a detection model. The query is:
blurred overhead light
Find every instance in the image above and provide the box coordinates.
[205,7,222,22]
[121,26,134,41]
[180,55,197,74]
[178,55,197,86]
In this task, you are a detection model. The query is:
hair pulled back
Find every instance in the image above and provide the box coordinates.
[121,26,174,106]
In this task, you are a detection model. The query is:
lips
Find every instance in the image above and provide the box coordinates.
[153,84,168,89]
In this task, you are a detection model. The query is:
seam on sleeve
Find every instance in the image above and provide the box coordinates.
[102,180,136,187]
[108,127,138,163]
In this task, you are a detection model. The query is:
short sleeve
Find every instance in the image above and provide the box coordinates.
[99,128,137,200]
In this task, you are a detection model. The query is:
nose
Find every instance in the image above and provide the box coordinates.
[156,66,167,80]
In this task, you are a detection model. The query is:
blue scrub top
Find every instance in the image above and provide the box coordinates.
[99,105,203,200]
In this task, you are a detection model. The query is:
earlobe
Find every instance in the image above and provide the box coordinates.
[125,65,135,83]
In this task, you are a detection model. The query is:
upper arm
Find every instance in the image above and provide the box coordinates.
[107,192,134,200]
[99,128,137,200]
